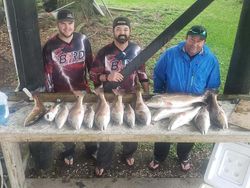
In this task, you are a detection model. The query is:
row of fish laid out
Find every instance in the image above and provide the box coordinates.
[23,88,152,131]
[23,88,228,134]
[146,91,228,134]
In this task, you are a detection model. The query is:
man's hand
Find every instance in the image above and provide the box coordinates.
[107,72,124,82]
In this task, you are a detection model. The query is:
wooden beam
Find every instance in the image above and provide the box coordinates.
[3,0,44,91]
[1,142,26,188]
[6,91,250,102]
[224,0,250,94]
[1,101,250,143]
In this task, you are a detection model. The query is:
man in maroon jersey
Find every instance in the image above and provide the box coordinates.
[29,9,96,170]
[43,9,92,92]
[90,16,149,176]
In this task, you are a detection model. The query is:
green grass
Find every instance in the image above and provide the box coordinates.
[96,0,242,93]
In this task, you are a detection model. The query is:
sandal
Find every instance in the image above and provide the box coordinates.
[148,159,160,170]
[180,159,192,172]
[64,155,74,166]
[95,167,105,177]
[125,157,135,166]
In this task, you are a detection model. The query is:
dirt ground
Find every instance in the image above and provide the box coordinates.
[26,142,212,179]
[0,12,213,180]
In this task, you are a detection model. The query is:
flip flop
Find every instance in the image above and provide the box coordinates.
[148,159,160,170]
[125,157,135,166]
[64,155,74,166]
[95,167,105,177]
[180,159,192,172]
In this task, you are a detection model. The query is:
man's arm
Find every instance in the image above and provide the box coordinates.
[137,63,149,93]
[89,49,106,88]
[42,44,54,92]
[84,38,93,73]
[141,81,149,93]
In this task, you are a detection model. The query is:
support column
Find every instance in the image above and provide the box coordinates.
[1,142,26,188]
[224,0,250,94]
[3,0,44,91]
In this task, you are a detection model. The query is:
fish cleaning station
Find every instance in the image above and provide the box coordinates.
[1,0,250,187]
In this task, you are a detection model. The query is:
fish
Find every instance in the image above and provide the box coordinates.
[82,103,95,129]
[67,91,85,130]
[110,89,124,125]
[152,106,194,121]
[145,93,207,109]
[55,103,69,129]
[135,88,151,126]
[44,103,61,122]
[24,94,46,126]
[193,106,210,134]
[124,103,135,128]
[93,87,110,131]
[168,106,202,131]
[208,93,228,129]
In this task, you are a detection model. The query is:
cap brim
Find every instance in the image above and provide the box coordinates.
[188,33,206,39]
[57,18,74,22]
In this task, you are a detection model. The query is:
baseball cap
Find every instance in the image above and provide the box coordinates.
[187,25,207,39]
[113,17,131,29]
[57,9,74,22]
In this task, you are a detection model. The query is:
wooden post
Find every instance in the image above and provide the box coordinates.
[224,0,250,94]
[1,142,26,188]
[3,0,44,91]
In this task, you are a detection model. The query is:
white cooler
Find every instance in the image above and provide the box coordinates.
[202,143,250,188]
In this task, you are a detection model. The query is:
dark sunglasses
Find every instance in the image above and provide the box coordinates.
[187,27,207,38]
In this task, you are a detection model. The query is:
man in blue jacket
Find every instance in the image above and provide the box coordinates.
[149,25,220,171]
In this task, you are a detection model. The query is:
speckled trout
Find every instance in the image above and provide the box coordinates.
[152,106,194,121]
[168,106,201,131]
[44,103,61,122]
[146,93,207,109]
[55,103,69,129]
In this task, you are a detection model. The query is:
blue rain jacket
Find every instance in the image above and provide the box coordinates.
[154,41,221,95]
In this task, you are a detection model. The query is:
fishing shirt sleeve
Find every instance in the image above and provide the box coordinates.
[83,38,93,74]
[89,48,106,88]
[42,43,54,92]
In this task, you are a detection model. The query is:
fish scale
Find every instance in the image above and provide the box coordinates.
[68,92,85,130]
[135,89,151,126]
[208,93,228,129]
[193,105,210,134]
[168,106,202,130]
[146,93,206,109]
[55,103,69,129]
[94,87,110,131]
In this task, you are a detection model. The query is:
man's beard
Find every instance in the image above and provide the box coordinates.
[115,35,129,44]
[59,31,73,39]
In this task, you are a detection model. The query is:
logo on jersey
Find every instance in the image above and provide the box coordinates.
[52,49,86,65]
[104,54,131,72]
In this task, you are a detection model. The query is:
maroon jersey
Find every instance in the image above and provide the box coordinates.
[90,42,148,92]
[43,32,93,92]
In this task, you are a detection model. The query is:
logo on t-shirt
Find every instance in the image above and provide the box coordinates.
[52,50,86,65]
